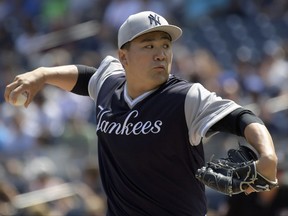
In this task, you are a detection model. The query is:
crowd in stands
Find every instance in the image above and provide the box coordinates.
[0,0,288,215]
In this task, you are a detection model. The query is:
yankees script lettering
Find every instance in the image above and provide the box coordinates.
[96,109,163,135]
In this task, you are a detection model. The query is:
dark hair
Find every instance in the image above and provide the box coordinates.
[120,41,131,50]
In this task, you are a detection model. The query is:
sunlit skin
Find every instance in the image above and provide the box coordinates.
[118,31,173,99]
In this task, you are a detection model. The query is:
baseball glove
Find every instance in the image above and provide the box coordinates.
[195,145,278,196]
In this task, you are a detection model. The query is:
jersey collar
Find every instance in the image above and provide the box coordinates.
[124,83,157,109]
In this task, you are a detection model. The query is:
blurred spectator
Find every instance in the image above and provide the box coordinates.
[41,0,69,30]
[183,0,232,24]
[174,48,223,93]
[23,156,63,191]
[0,107,36,154]
[0,181,18,216]
[265,42,288,95]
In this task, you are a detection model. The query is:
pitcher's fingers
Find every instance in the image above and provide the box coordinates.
[245,186,255,195]
[23,92,33,108]
[4,82,17,102]
[5,83,25,103]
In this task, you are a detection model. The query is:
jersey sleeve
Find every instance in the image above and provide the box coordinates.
[184,83,241,146]
[88,55,125,102]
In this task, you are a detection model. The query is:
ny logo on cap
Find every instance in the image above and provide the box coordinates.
[148,14,161,26]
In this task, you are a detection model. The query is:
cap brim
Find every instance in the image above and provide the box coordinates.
[129,25,182,43]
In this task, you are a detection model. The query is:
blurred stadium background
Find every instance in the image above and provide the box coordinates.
[0,0,288,215]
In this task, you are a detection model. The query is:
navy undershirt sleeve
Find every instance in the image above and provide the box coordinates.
[71,65,97,96]
[210,108,264,137]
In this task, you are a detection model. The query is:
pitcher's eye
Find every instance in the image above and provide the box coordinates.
[163,44,170,49]
[145,45,153,49]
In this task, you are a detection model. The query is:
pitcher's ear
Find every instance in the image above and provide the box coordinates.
[118,49,128,66]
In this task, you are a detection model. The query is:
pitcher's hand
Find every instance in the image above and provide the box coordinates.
[4,68,46,107]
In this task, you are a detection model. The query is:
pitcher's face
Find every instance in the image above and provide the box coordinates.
[119,31,173,94]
